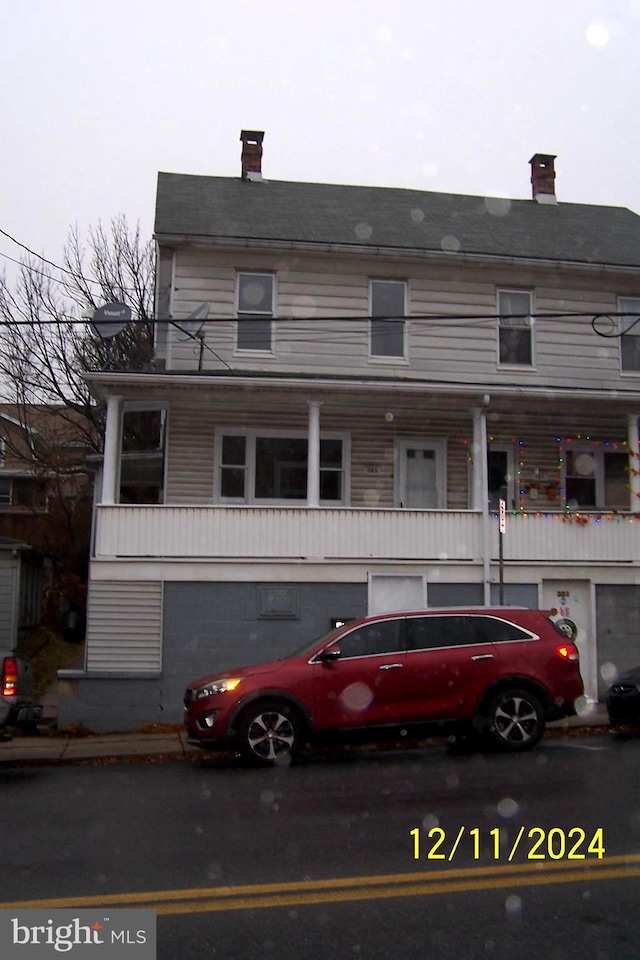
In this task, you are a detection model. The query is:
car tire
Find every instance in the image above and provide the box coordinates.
[237,701,303,766]
[479,688,546,752]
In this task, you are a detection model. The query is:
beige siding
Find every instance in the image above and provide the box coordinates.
[85,581,162,672]
[159,389,634,513]
[163,394,476,509]
[163,247,640,395]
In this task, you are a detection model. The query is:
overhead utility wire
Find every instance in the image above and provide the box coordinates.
[0,229,145,298]
[0,227,92,283]
[0,311,638,328]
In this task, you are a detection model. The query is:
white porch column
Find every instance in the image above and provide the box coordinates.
[472,408,487,511]
[629,414,640,510]
[307,401,323,507]
[473,406,491,605]
[101,395,122,505]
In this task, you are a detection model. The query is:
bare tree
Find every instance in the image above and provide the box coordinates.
[0,215,155,587]
[0,214,155,453]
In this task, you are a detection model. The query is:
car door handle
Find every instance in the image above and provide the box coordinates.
[379,663,403,670]
[471,654,494,661]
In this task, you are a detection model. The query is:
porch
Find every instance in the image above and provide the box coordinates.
[93,504,640,565]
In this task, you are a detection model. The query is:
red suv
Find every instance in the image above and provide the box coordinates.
[184,608,584,765]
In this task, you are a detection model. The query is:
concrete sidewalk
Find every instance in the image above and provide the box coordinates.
[0,702,613,766]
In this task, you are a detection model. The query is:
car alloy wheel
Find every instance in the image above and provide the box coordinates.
[239,702,301,765]
[482,688,545,751]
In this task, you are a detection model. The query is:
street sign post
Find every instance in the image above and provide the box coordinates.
[498,498,506,604]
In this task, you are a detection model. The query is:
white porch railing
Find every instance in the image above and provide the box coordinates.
[94,506,480,561]
[93,505,640,564]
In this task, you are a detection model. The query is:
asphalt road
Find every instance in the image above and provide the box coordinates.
[1,733,639,959]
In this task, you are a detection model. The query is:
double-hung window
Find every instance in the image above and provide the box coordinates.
[218,431,347,504]
[237,273,274,352]
[564,446,629,510]
[118,407,167,504]
[370,280,406,359]
[498,290,533,366]
[0,477,12,505]
[619,297,640,373]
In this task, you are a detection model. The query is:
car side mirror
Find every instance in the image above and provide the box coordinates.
[316,647,342,662]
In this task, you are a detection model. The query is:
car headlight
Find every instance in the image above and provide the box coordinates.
[195,678,242,700]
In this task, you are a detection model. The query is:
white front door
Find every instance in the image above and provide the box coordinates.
[397,439,445,509]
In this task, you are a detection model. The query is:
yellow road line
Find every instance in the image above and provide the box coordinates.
[2,854,639,915]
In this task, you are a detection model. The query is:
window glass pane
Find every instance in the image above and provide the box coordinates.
[565,450,596,508]
[371,319,404,357]
[336,619,402,658]
[119,409,166,504]
[371,281,405,358]
[621,335,640,371]
[406,615,477,650]
[499,291,532,325]
[620,298,640,372]
[471,616,530,643]
[499,291,532,365]
[604,452,628,507]
[372,281,405,317]
[221,469,246,499]
[222,435,246,465]
[238,275,273,313]
[320,470,341,501]
[237,317,272,351]
[320,439,343,466]
[255,437,307,499]
[499,327,532,365]
[0,477,12,504]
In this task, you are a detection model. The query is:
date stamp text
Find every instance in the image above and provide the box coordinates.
[410,826,605,862]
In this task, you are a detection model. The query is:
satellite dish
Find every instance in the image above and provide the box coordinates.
[173,302,209,336]
[91,302,132,339]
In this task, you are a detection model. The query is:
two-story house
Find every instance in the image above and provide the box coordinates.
[58,131,640,731]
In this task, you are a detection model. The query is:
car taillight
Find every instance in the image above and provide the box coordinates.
[555,644,579,661]
[1,656,18,698]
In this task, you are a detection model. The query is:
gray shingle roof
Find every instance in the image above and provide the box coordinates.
[154,173,640,268]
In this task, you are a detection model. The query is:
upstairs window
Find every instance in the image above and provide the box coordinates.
[498,290,533,366]
[619,297,640,373]
[237,273,274,352]
[370,280,406,359]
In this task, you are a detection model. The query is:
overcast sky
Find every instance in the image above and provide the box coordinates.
[2,0,640,281]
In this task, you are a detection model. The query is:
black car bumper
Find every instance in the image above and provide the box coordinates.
[606,678,640,724]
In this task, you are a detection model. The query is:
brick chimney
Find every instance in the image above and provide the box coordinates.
[240,130,264,181]
[529,153,557,204]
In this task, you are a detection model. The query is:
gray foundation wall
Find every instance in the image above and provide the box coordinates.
[161,581,368,717]
[59,581,367,731]
[595,585,640,696]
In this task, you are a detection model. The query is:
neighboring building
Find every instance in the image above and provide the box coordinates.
[59,132,640,731]
[0,404,94,627]
[0,537,44,647]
